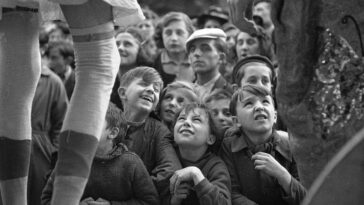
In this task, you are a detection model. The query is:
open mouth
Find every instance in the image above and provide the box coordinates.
[141,95,153,103]
[179,128,194,135]
[254,113,268,120]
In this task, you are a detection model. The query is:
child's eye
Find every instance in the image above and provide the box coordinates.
[223,109,231,117]
[244,102,252,107]
[177,116,185,121]
[192,117,201,122]
[263,99,270,104]
[177,97,185,104]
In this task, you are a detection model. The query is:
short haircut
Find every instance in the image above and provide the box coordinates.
[229,84,273,116]
[157,81,199,114]
[172,103,221,153]
[105,102,123,129]
[154,12,195,49]
[45,40,74,60]
[204,88,233,104]
[118,66,163,91]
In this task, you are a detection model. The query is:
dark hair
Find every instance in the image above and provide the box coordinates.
[105,102,123,129]
[234,30,273,61]
[45,40,74,60]
[173,103,222,153]
[157,81,199,114]
[119,66,163,91]
[105,102,127,145]
[154,12,195,49]
[229,84,273,116]
[115,28,154,66]
[204,88,233,104]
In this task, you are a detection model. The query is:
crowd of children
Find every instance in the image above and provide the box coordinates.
[7,0,355,204]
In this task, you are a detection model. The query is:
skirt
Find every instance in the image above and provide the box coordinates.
[0,0,144,27]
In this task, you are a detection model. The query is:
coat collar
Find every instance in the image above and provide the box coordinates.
[230,130,293,162]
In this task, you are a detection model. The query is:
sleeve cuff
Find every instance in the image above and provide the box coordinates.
[194,178,214,198]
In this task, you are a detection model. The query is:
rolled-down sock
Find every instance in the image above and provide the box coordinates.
[0,11,40,205]
[51,23,120,205]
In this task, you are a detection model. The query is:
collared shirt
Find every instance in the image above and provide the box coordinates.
[194,73,221,101]
[161,51,195,82]
[220,129,306,205]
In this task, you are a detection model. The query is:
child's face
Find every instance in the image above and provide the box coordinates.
[160,88,194,124]
[174,108,212,148]
[207,99,233,132]
[116,33,140,67]
[122,78,161,114]
[162,20,189,53]
[235,91,276,134]
[239,63,272,91]
[48,48,68,76]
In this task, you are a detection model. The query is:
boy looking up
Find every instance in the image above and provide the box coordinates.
[220,85,306,205]
[170,103,231,205]
[117,66,182,200]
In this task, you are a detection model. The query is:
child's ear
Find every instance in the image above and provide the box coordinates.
[107,127,119,139]
[207,134,216,145]
[274,110,277,124]
[118,87,127,101]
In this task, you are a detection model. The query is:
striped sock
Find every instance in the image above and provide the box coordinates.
[51,36,120,205]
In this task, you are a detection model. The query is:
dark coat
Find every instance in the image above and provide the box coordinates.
[28,67,68,205]
[41,144,159,205]
[115,115,182,198]
[219,130,306,205]
[178,151,231,205]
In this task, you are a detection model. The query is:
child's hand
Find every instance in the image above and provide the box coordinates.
[170,166,205,196]
[170,183,193,205]
[79,197,95,205]
[87,198,110,205]
[252,152,292,193]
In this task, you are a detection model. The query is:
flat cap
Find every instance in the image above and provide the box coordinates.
[186,28,226,51]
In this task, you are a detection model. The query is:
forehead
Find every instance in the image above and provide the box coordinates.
[207,98,230,108]
[181,107,208,118]
[238,90,272,102]
[237,32,256,40]
[242,63,272,76]
[164,87,195,99]
[164,19,185,28]
[116,33,137,42]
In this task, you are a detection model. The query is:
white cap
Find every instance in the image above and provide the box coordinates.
[186,28,227,51]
